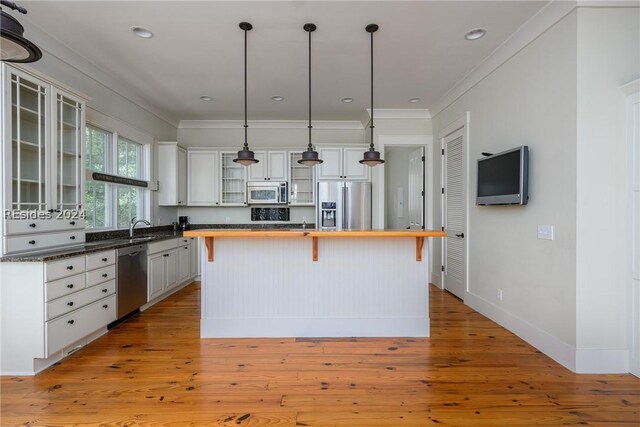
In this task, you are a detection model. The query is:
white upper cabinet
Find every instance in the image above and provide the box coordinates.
[317,146,369,181]
[187,150,219,206]
[157,142,187,206]
[220,151,247,206]
[288,151,315,206]
[248,150,287,181]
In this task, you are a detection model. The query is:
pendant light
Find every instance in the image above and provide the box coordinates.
[298,23,323,167]
[233,22,259,166]
[360,24,384,167]
[0,0,42,63]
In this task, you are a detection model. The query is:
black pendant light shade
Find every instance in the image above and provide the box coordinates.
[0,1,42,63]
[234,21,259,166]
[360,23,384,167]
[298,23,322,167]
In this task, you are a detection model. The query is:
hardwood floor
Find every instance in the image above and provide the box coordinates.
[1,283,638,426]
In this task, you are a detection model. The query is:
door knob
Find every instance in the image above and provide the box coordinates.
[455,233,465,238]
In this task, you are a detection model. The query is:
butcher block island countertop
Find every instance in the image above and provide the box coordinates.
[184,229,446,338]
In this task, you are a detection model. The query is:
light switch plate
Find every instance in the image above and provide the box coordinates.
[537,225,554,240]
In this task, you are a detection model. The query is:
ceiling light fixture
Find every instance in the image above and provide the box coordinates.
[464,28,486,41]
[408,97,421,103]
[0,0,41,63]
[271,95,284,101]
[131,26,153,39]
[200,95,213,101]
[341,97,354,103]
[360,24,384,167]
[233,22,259,166]
[298,23,322,167]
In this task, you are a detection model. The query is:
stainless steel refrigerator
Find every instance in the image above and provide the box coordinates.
[317,181,372,230]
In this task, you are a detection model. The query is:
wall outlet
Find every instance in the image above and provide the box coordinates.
[497,289,503,301]
[537,225,554,240]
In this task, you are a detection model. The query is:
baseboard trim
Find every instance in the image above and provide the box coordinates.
[201,316,430,338]
[464,291,577,372]
[575,349,630,374]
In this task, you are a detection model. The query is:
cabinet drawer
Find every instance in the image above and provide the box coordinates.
[148,238,178,255]
[46,280,116,321]
[46,295,116,356]
[86,264,116,287]
[7,231,85,255]
[46,256,86,282]
[46,272,86,301]
[86,250,116,270]
[178,237,190,246]
[4,218,85,235]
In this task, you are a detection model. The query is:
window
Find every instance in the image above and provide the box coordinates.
[85,126,111,229]
[85,127,149,230]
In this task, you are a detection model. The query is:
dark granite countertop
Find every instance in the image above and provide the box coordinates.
[0,223,312,262]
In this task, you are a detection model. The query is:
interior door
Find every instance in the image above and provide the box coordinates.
[442,128,466,299]
[408,148,424,230]
[628,91,640,377]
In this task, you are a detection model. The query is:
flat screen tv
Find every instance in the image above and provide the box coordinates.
[476,146,528,205]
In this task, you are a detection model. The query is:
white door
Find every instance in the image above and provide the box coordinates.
[187,151,219,206]
[317,147,342,180]
[343,148,369,181]
[442,128,466,299]
[147,253,164,301]
[408,148,424,230]
[628,91,640,377]
[177,244,190,284]
[248,151,267,181]
[267,151,287,181]
[177,148,187,205]
[164,250,178,290]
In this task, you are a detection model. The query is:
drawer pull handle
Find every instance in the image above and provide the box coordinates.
[102,304,108,309]
[67,301,74,306]
[102,273,108,278]
[70,221,76,225]
[67,266,74,270]
[28,240,36,245]
[67,320,75,325]
[67,284,74,289]
[102,288,108,293]
[185,247,188,250]
[70,236,76,240]
[29,223,36,228]
[102,258,108,262]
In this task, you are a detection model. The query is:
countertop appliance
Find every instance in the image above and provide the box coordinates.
[178,216,190,230]
[317,181,372,230]
[116,244,148,319]
[247,181,288,205]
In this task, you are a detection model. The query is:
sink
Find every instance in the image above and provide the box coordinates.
[123,236,156,242]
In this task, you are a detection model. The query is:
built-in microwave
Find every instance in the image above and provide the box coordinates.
[247,181,288,205]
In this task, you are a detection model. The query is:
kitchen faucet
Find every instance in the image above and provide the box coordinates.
[129,217,151,238]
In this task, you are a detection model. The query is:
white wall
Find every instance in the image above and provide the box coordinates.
[432,10,579,351]
[575,7,640,368]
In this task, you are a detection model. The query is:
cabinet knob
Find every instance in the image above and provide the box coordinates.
[102,288,108,293]
[29,223,36,228]
[184,247,188,250]
[67,320,75,325]
[67,265,74,270]
[102,258,108,262]
[102,304,108,309]
[67,301,74,306]
[28,240,36,245]
[70,221,76,225]
[70,236,76,240]
[102,273,108,278]
[67,284,74,289]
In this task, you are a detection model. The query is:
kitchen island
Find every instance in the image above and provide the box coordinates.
[184,229,446,338]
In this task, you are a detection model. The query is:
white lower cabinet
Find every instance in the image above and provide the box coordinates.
[147,238,194,303]
[164,249,178,291]
[177,244,190,285]
[148,253,165,301]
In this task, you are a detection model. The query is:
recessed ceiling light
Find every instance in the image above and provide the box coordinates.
[341,97,354,103]
[131,26,154,39]
[271,96,284,101]
[464,28,486,41]
[200,96,213,101]
[408,97,421,103]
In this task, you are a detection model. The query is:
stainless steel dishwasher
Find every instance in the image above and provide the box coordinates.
[116,244,148,319]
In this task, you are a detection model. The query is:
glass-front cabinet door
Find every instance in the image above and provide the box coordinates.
[7,69,49,212]
[220,151,247,206]
[289,151,315,205]
[54,90,84,212]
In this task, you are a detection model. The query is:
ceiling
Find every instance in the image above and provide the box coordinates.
[20,1,548,124]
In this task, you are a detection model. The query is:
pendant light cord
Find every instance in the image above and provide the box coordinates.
[369,29,375,150]
[244,26,249,150]
[308,27,313,150]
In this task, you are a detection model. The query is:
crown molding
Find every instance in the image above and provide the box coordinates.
[365,109,432,120]
[620,79,640,96]
[178,120,364,130]
[430,1,577,117]
[21,16,179,128]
